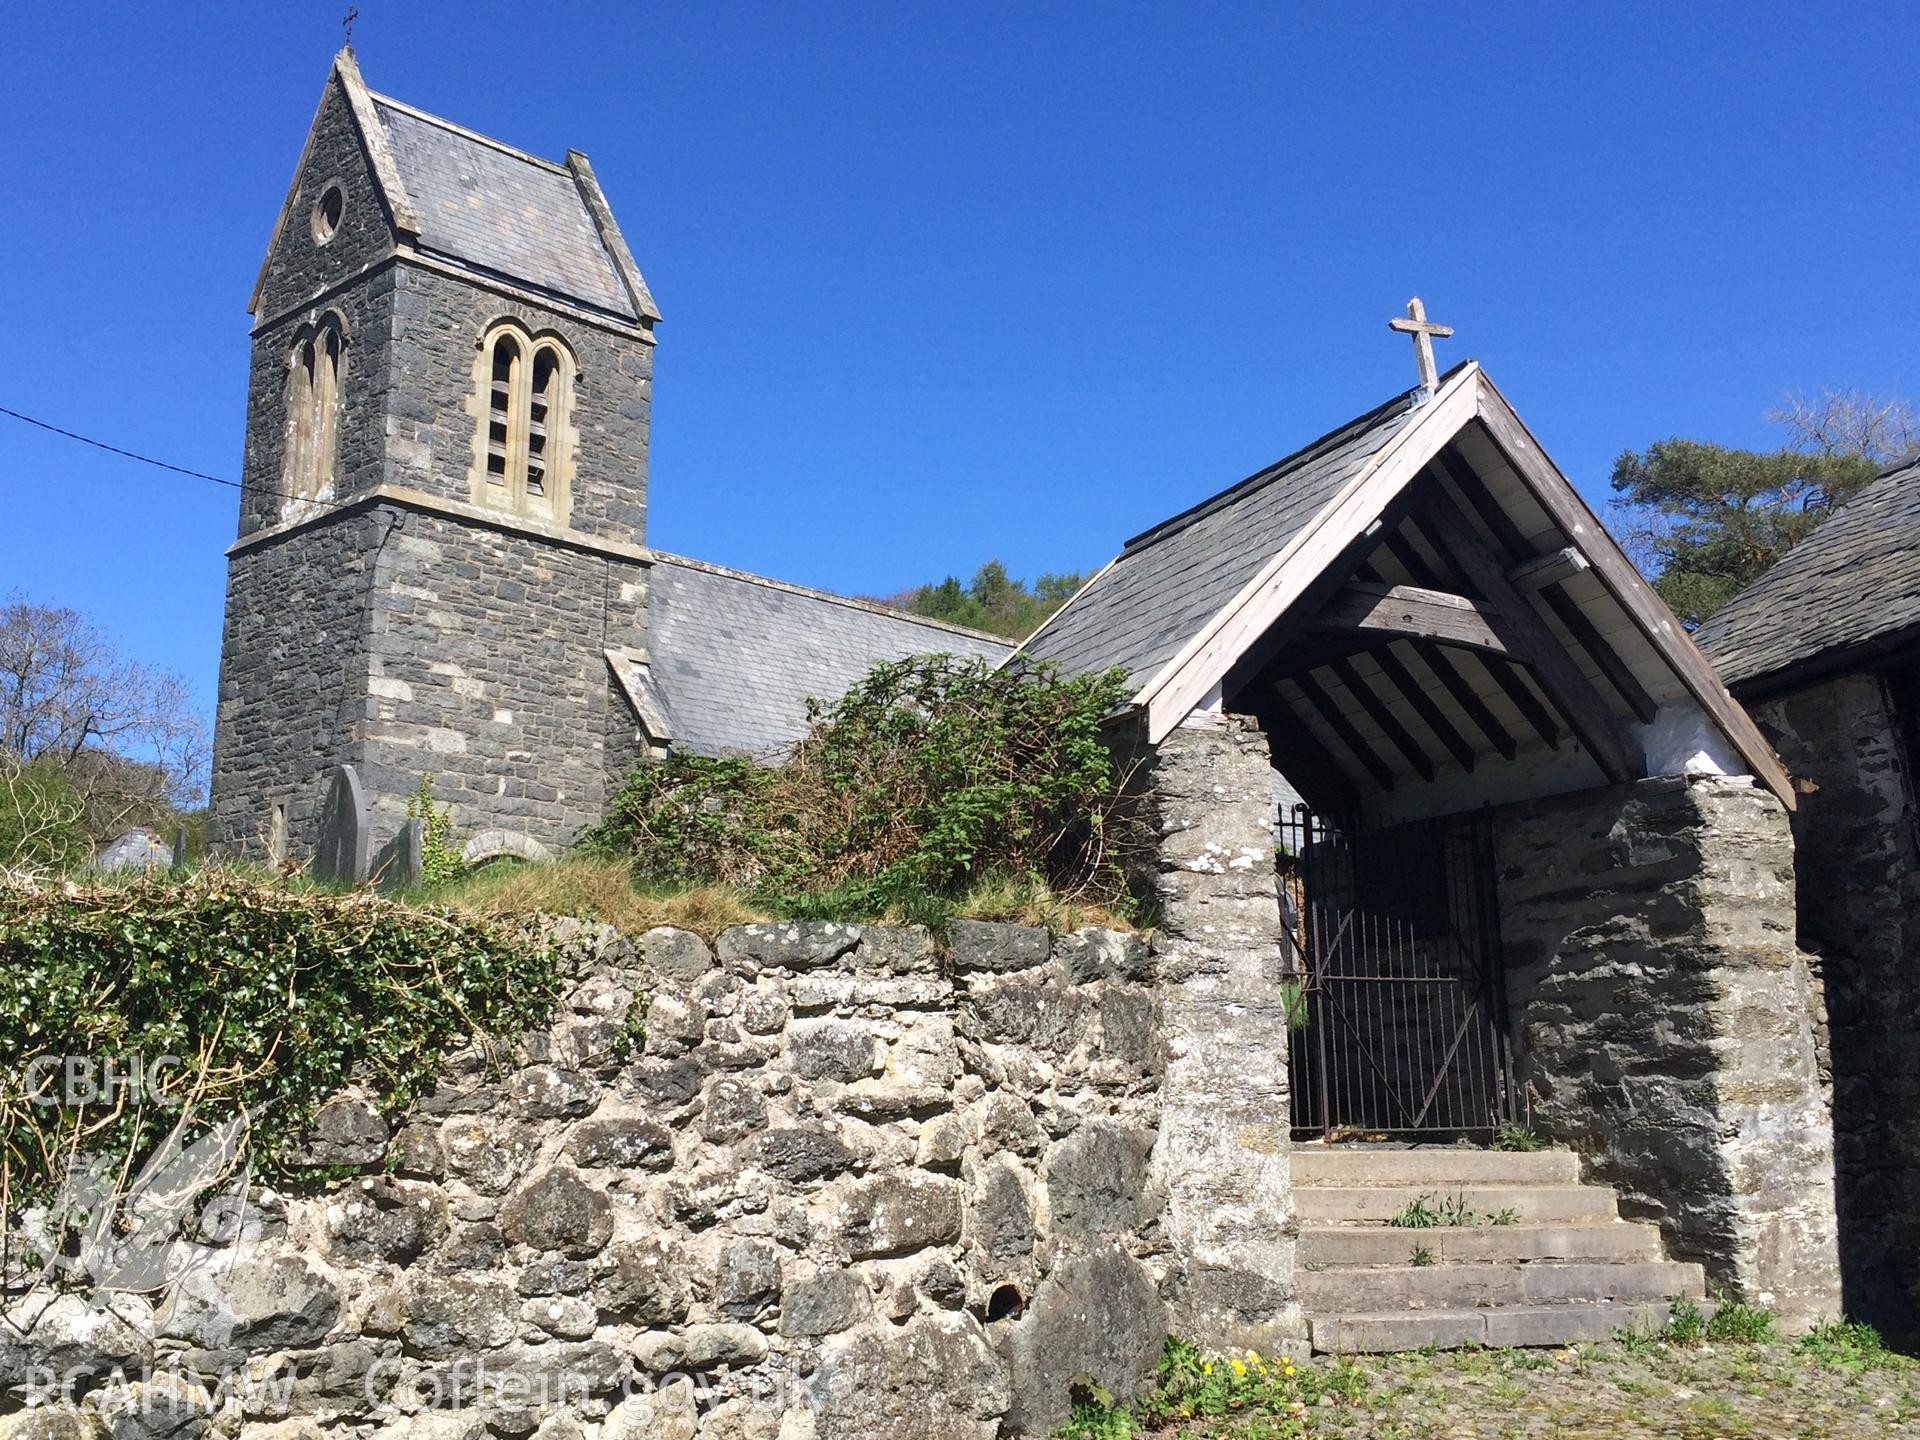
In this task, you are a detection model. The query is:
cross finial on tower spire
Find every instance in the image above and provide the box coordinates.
[1388,297,1453,393]
[342,6,359,49]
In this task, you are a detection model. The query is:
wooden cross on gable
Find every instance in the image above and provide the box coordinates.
[1389,297,1453,392]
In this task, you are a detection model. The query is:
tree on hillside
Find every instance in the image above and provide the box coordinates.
[894,561,1086,640]
[1610,387,1920,626]
[0,597,208,854]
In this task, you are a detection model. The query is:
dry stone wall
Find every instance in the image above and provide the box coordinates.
[2,918,1171,1440]
[1495,775,1842,1329]
[1751,673,1920,1332]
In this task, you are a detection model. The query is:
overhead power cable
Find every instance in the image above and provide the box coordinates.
[0,403,355,516]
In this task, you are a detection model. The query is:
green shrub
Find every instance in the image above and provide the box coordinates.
[0,758,87,872]
[1053,1384,1134,1439]
[1141,1336,1367,1427]
[1665,1296,1708,1344]
[1492,1123,1543,1152]
[0,874,562,1206]
[1390,1195,1443,1229]
[1705,1300,1777,1343]
[1795,1319,1904,1371]
[585,654,1135,919]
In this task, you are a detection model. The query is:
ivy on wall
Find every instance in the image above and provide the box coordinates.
[0,875,561,1207]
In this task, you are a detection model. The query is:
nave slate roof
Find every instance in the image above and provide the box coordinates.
[643,555,1009,760]
[1695,459,1920,698]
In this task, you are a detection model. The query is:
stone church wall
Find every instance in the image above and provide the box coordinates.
[209,506,649,863]
[207,510,388,858]
[1751,672,1920,1331]
[356,511,649,854]
[252,76,399,337]
[240,76,401,539]
[2,919,1169,1440]
[382,266,652,546]
[1494,775,1842,1328]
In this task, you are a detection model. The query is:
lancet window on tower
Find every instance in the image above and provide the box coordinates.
[474,322,573,519]
[280,314,345,511]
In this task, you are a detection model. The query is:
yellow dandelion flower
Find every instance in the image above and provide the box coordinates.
[1231,1359,1246,1376]
[1203,1363,1213,1376]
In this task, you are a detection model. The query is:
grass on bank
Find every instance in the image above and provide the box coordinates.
[419,854,1140,939]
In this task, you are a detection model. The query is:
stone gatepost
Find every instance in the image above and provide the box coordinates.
[1497,775,1843,1329]
[1136,716,1305,1353]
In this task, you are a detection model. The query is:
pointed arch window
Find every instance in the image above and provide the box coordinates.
[473,322,574,520]
[281,315,345,511]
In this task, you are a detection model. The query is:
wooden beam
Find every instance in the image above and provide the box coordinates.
[1536,583,1660,726]
[1293,670,1396,791]
[1412,641,1520,761]
[1508,546,1590,594]
[1368,643,1478,772]
[1384,529,1442,587]
[1436,445,1535,560]
[1221,492,1422,705]
[1412,459,1564,749]
[1486,658,1564,750]
[1472,374,1795,807]
[1312,582,1515,658]
[1254,687,1363,816]
[1327,655,1436,783]
[1416,497,1641,786]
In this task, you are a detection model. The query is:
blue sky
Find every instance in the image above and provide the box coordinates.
[2,1,1914,723]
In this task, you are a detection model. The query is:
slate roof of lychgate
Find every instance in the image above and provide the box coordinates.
[370,95,637,320]
[1694,460,1920,692]
[1018,383,1424,686]
[646,556,1010,760]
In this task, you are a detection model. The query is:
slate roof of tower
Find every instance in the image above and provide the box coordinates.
[646,556,1010,759]
[1018,381,1427,685]
[1694,459,1920,692]
[369,94,639,320]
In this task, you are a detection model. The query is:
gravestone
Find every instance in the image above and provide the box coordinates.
[171,827,190,871]
[95,829,168,874]
[311,764,370,885]
[372,818,425,893]
[267,804,289,867]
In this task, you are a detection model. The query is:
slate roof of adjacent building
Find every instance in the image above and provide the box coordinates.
[1694,459,1920,694]
[645,555,1010,759]
[367,93,640,321]
[1019,380,1426,685]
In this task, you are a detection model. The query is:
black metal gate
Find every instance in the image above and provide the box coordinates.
[1280,807,1515,1139]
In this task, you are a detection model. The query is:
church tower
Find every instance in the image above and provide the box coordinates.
[208,50,661,861]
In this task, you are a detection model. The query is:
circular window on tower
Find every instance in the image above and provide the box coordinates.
[311,182,345,245]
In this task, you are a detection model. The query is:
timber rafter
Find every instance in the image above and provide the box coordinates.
[1115,363,1792,807]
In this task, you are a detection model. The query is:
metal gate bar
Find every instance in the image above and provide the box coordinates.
[1282,806,1514,1139]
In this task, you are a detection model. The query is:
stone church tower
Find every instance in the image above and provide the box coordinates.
[208,50,661,860]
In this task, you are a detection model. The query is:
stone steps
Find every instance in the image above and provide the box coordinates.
[1310,1300,1684,1354]
[1294,1182,1620,1225]
[1300,1220,1664,1267]
[1298,1259,1703,1312]
[1293,1148,1581,1188]
[1295,1146,1705,1354]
